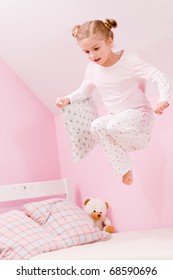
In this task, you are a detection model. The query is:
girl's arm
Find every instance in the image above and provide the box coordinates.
[66,80,95,103]
[131,54,171,114]
[150,70,170,114]
[56,63,95,108]
[56,97,70,108]
[154,101,169,114]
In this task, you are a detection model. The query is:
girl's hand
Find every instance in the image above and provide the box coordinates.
[154,101,169,114]
[56,97,70,108]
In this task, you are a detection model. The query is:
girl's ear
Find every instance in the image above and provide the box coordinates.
[107,37,113,47]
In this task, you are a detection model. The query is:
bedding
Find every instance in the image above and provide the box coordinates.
[0,210,65,260]
[0,199,110,260]
[24,198,110,247]
[31,227,173,260]
[1,190,173,260]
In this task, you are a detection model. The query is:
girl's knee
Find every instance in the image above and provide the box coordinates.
[90,118,105,134]
[106,121,121,137]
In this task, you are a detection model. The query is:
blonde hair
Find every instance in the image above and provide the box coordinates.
[72,19,118,41]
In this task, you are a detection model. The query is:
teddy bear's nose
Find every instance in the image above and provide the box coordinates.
[98,214,101,218]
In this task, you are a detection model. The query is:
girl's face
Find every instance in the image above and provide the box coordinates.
[78,34,113,67]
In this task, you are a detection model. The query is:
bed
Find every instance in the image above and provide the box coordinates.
[31,228,173,260]
[0,179,173,260]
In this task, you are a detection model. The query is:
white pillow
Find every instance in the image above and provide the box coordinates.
[61,99,98,162]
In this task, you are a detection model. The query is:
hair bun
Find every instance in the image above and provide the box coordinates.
[104,19,118,30]
[72,25,81,38]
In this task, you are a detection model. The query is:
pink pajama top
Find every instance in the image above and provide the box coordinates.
[67,51,171,114]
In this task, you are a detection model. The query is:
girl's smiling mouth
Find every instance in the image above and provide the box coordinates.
[94,58,101,62]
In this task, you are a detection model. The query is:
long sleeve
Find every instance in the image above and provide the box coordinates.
[150,70,171,103]
[66,63,95,103]
[131,54,171,103]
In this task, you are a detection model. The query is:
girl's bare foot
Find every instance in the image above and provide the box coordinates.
[122,170,133,185]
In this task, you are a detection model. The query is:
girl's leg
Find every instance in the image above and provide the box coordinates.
[106,109,154,152]
[91,115,133,180]
[91,110,154,184]
[107,109,154,184]
[122,170,133,185]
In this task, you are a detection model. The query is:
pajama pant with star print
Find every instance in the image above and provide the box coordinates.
[90,109,154,176]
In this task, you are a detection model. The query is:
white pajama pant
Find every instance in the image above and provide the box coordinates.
[90,109,154,176]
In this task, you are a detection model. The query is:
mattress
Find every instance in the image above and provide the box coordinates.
[31,227,173,260]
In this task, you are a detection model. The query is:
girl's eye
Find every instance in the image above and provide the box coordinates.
[94,47,99,51]
[84,51,89,54]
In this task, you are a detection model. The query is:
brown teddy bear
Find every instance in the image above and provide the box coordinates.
[84,198,115,234]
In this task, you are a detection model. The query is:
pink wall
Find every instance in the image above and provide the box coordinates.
[53,1,173,233]
[52,0,173,233]
[1,1,173,232]
[55,96,173,232]
[0,59,61,186]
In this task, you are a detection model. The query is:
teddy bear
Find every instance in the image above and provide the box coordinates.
[84,198,115,234]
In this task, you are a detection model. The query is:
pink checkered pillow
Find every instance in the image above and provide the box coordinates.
[24,198,62,225]
[0,210,65,260]
[24,199,110,247]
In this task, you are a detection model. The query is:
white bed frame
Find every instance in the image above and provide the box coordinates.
[0,178,74,203]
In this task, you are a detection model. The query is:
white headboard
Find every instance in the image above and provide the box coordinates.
[0,179,74,203]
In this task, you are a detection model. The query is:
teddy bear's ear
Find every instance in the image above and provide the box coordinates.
[105,202,109,209]
[84,198,90,205]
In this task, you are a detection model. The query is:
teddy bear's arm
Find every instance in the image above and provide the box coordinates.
[103,217,111,226]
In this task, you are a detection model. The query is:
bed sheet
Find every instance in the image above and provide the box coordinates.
[31,227,173,260]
